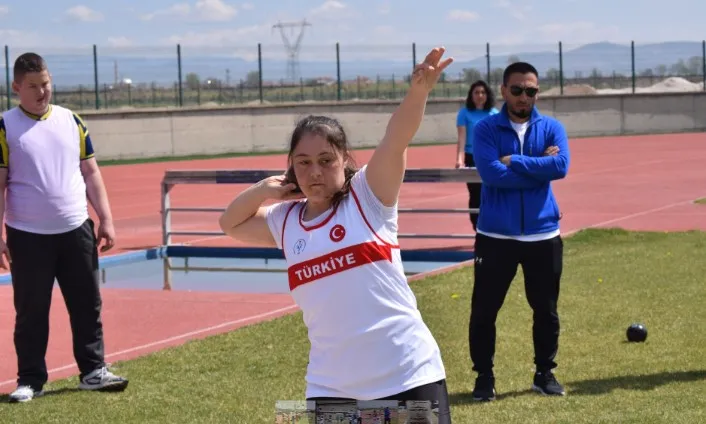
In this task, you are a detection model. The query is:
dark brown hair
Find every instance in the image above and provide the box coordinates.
[465,80,495,111]
[287,115,358,207]
[13,52,48,83]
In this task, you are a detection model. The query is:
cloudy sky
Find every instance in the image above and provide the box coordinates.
[0,0,703,55]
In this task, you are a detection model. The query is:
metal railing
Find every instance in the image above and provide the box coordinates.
[159,167,480,289]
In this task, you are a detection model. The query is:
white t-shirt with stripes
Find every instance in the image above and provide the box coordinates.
[0,105,95,234]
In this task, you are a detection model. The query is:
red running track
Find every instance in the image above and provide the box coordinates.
[1,132,706,392]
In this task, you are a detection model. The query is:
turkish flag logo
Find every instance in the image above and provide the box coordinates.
[329,224,346,242]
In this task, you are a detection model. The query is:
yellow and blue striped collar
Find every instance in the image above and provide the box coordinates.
[19,104,52,121]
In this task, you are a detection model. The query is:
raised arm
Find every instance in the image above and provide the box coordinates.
[508,118,570,181]
[472,120,544,189]
[365,47,453,206]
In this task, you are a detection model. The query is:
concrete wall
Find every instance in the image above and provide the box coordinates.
[74,91,706,160]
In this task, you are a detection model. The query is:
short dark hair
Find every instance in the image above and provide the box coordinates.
[13,52,48,83]
[465,80,495,111]
[503,62,538,86]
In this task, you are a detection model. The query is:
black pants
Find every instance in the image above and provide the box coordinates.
[464,153,481,231]
[308,379,451,423]
[469,233,563,375]
[7,218,106,390]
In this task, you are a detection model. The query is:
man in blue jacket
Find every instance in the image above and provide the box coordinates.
[469,62,570,401]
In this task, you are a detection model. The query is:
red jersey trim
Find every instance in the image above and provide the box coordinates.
[349,187,400,249]
[298,201,339,231]
[288,241,393,291]
[280,202,299,259]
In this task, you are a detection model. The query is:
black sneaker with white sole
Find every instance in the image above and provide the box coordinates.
[532,371,566,396]
[78,366,129,392]
[472,373,496,401]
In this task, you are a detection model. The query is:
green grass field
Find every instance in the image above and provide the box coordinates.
[1,228,705,423]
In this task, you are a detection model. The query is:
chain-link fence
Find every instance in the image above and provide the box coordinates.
[1,41,704,112]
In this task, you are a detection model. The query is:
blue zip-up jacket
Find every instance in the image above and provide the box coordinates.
[472,103,570,236]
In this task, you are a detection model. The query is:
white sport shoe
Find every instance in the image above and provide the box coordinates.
[78,366,129,392]
[8,385,44,403]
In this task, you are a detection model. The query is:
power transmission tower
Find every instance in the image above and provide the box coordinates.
[272,20,312,84]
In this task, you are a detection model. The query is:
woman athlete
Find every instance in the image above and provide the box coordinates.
[218,47,454,423]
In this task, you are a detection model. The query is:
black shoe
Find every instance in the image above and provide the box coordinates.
[472,373,496,401]
[532,370,566,396]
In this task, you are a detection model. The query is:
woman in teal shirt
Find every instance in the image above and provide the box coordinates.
[455,80,498,231]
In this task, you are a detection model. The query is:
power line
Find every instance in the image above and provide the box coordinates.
[272,19,312,83]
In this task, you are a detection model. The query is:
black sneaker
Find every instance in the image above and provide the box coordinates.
[472,373,496,401]
[532,371,566,396]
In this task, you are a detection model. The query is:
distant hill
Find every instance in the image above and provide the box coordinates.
[455,41,704,77]
[34,41,705,88]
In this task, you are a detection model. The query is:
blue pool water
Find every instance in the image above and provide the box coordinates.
[100,257,464,294]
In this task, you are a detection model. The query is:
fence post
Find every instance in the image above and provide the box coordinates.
[412,42,417,70]
[257,43,263,104]
[631,40,636,94]
[558,41,564,95]
[92,45,100,109]
[702,40,705,91]
[485,43,491,84]
[4,45,9,110]
[336,42,341,101]
[176,44,183,107]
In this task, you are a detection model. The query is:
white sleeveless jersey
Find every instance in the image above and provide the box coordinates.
[266,165,446,400]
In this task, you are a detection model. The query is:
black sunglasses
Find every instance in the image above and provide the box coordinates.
[508,85,539,97]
